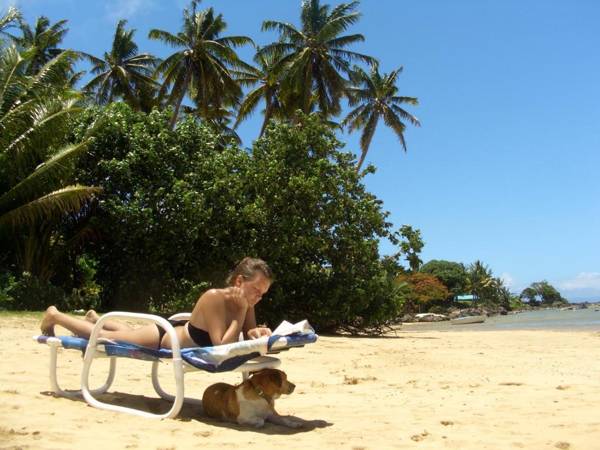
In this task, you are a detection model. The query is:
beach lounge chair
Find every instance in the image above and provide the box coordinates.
[34,312,317,419]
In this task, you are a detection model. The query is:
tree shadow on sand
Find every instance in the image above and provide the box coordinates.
[40,390,332,434]
[321,331,442,340]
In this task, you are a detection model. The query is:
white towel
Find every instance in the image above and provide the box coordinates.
[272,319,314,336]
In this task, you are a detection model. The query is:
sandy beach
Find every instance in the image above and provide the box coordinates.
[1,314,599,449]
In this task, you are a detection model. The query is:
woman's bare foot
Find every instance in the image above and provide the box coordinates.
[85,309,100,324]
[40,306,58,336]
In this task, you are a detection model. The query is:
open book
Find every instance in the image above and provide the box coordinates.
[271,319,314,336]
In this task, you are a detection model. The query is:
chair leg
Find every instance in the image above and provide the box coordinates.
[47,340,116,398]
[152,361,203,407]
[151,361,173,401]
[80,312,186,419]
[48,342,79,398]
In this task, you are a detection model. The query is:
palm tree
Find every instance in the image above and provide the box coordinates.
[0,45,101,277]
[84,20,159,111]
[184,103,242,145]
[343,64,420,171]
[234,47,284,136]
[149,1,253,128]
[0,6,21,44]
[260,0,376,118]
[465,261,494,303]
[13,15,69,74]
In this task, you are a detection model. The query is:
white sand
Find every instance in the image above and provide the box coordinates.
[1,314,599,449]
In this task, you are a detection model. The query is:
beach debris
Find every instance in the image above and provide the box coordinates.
[343,375,377,385]
[440,420,454,426]
[555,385,570,390]
[499,382,524,386]
[193,431,212,437]
[554,442,570,449]
[414,313,448,322]
[410,430,429,441]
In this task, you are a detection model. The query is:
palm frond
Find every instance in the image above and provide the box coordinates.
[330,48,377,66]
[262,20,305,42]
[216,35,254,48]
[341,103,367,129]
[382,108,408,151]
[256,42,296,62]
[329,1,360,19]
[5,98,82,158]
[316,13,362,42]
[148,29,186,48]
[357,111,379,168]
[0,139,91,214]
[30,49,77,90]
[390,104,420,126]
[391,95,419,106]
[0,45,27,115]
[0,185,101,229]
[325,33,365,49]
[234,85,266,128]
[0,6,21,36]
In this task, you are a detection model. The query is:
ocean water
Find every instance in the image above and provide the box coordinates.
[402,308,600,332]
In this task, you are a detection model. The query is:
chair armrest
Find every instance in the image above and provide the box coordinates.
[89,312,182,357]
[167,312,192,321]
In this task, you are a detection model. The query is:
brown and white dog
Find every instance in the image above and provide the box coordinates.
[202,369,302,428]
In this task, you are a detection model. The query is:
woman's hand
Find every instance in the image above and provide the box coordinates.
[225,287,248,310]
[247,327,272,340]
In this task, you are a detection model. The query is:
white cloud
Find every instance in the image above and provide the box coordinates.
[500,272,514,289]
[560,272,600,291]
[104,0,155,21]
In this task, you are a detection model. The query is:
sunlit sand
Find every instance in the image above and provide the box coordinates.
[2,313,599,449]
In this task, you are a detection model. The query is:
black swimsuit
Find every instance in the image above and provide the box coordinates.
[156,320,213,348]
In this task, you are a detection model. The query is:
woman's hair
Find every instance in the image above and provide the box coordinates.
[226,257,274,286]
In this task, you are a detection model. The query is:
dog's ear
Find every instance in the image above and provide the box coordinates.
[250,369,266,377]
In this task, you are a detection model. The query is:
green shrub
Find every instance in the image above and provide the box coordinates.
[60,255,103,311]
[149,280,209,316]
[71,105,405,332]
[0,271,17,310]
[2,272,66,310]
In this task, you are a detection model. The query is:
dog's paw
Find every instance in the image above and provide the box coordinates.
[267,414,304,428]
[239,418,265,428]
[281,418,304,429]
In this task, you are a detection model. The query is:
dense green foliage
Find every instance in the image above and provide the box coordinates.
[420,260,468,299]
[71,104,237,310]
[520,281,567,306]
[245,114,404,330]
[417,259,514,310]
[68,105,404,330]
[397,225,424,272]
[465,260,511,309]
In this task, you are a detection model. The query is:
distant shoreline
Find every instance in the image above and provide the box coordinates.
[403,308,600,332]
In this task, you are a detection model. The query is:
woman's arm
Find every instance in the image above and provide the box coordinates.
[190,288,248,345]
[243,306,272,339]
[243,306,257,337]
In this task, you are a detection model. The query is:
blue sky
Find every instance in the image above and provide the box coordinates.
[4,0,599,300]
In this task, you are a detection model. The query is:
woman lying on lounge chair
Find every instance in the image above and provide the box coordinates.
[40,257,273,349]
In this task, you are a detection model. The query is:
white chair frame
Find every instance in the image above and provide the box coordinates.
[37,311,280,419]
